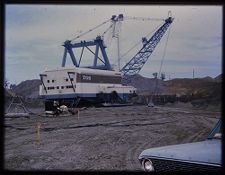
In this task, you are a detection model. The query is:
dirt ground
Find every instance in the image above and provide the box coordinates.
[4,103,221,171]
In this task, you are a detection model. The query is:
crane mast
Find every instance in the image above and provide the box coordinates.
[111,14,124,71]
[120,16,174,76]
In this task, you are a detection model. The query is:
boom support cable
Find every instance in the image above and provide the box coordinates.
[120,22,164,60]
[71,19,111,41]
[125,16,164,21]
[101,23,114,38]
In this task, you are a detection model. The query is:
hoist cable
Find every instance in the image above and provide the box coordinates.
[158,22,171,77]
[152,23,172,97]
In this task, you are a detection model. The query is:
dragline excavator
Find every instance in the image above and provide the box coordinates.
[39,13,174,109]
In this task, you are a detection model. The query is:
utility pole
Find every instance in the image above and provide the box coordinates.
[193,69,195,79]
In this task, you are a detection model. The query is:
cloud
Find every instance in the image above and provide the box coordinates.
[5,5,222,84]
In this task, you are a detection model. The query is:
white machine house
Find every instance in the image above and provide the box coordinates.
[39,66,136,108]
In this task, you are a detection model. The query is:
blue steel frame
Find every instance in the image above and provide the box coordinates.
[120,17,174,76]
[62,36,112,70]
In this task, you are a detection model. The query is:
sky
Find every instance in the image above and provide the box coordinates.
[5,5,222,85]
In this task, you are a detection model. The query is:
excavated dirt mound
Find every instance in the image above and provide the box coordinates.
[4,105,220,171]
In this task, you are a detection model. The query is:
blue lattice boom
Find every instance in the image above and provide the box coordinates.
[120,17,174,76]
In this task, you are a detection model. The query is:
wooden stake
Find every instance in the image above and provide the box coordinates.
[36,122,42,145]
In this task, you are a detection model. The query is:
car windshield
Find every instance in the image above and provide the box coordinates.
[212,129,221,139]
[208,119,222,139]
[213,126,222,139]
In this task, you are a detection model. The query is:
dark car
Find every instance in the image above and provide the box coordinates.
[138,119,222,172]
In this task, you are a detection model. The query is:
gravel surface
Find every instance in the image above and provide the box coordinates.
[4,104,221,171]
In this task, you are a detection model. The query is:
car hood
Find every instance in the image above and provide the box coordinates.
[139,139,221,166]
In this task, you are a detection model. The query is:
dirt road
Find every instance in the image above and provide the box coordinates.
[4,104,220,171]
